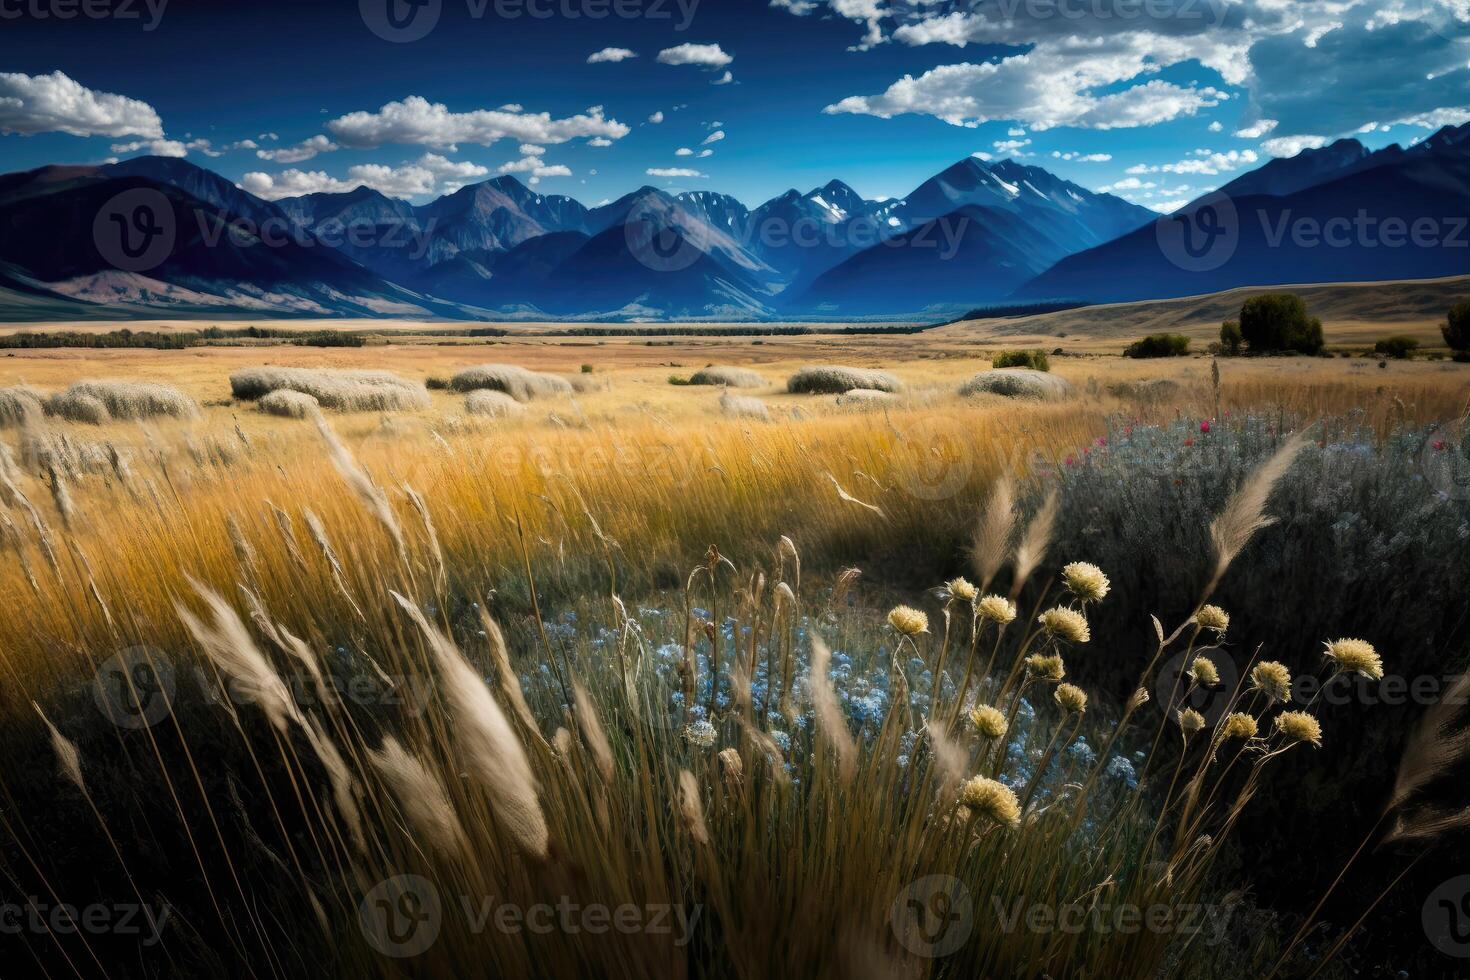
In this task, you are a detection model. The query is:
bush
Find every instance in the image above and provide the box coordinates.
[464,390,527,418]
[0,386,43,428]
[835,388,898,407]
[786,366,902,395]
[448,364,573,402]
[1219,320,1243,355]
[258,390,320,419]
[1123,333,1190,359]
[718,391,769,420]
[294,332,365,348]
[44,392,109,424]
[50,380,198,420]
[688,366,766,388]
[959,369,1074,400]
[1373,335,1419,359]
[1239,294,1324,353]
[425,376,450,391]
[1444,302,1470,351]
[992,350,1049,371]
[230,368,429,412]
[580,364,594,374]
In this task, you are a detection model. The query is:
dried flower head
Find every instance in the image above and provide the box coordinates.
[1324,638,1383,680]
[1177,708,1206,735]
[958,775,1021,828]
[946,577,978,602]
[1026,653,1066,683]
[1196,604,1230,634]
[1250,661,1293,702]
[887,605,929,637]
[1062,562,1110,602]
[1188,656,1221,688]
[1222,712,1258,739]
[1274,711,1323,747]
[968,704,1008,739]
[977,595,1018,625]
[1054,683,1088,715]
[682,720,717,749]
[1128,688,1151,712]
[1037,607,1090,644]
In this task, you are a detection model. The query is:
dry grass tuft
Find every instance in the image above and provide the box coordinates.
[230,367,428,413]
[465,389,528,418]
[0,386,44,428]
[450,364,574,402]
[960,369,1075,401]
[787,365,901,395]
[50,380,198,420]
[258,389,321,419]
[718,390,769,420]
[44,391,110,424]
[689,366,766,388]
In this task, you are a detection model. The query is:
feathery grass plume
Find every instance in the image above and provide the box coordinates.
[1177,708,1206,736]
[1061,561,1109,602]
[1055,683,1088,715]
[301,717,366,856]
[1222,713,1258,739]
[269,502,311,574]
[718,390,770,421]
[786,365,901,395]
[257,389,321,419]
[177,580,302,734]
[390,591,548,859]
[971,473,1016,591]
[46,461,76,530]
[887,605,929,637]
[1128,687,1152,711]
[53,380,198,420]
[572,680,615,785]
[1196,604,1230,635]
[314,414,407,562]
[478,608,544,748]
[677,769,710,846]
[237,584,324,688]
[1382,670,1470,843]
[0,442,23,506]
[368,736,469,860]
[1324,638,1384,680]
[1011,490,1058,597]
[404,485,447,595]
[958,775,1021,828]
[809,632,856,782]
[0,386,44,428]
[230,367,428,412]
[826,472,886,519]
[1205,429,1308,598]
[464,389,528,418]
[688,366,765,388]
[778,535,801,593]
[32,702,84,792]
[925,719,968,790]
[449,364,573,402]
[1188,656,1221,687]
[1025,653,1065,682]
[1249,661,1293,702]
[1274,711,1323,747]
[1037,607,1089,644]
[717,747,745,797]
[969,705,1008,739]
[959,369,1074,400]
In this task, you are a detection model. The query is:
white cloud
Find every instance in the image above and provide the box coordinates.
[587,47,638,63]
[647,167,706,178]
[1100,177,1155,191]
[0,70,163,138]
[993,138,1031,155]
[647,111,665,124]
[1007,127,1026,137]
[1127,148,1258,176]
[588,137,613,147]
[496,154,572,184]
[1208,121,1223,132]
[971,151,993,161]
[712,71,734,85]
[1051,150,1113,162]
[675,147,694,156]
[698,148,713,158]
[326,96,628,149]
[241,153,490,200]
[1261,135,1330,157]
[256,134,338,163]
[656,43,733,68]
[1233,119,1278,139]
[110,139,186,157]
[519,143,545,156]
[1149,199,1191,213]
[702,129,725,145]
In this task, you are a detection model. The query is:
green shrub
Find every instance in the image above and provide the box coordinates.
[424,376,450,391]
[293,332,365,348]
[1219,320,1243,355]
[1123,333,1191,359]
[992,350,1049,371]
[1239,294,1324,353]
[1444,301,1470,351]
[1373,335,1419,359]
[581,364,594,374]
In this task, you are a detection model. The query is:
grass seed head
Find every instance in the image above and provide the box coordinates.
[1324,638,1384,680]
[1275,710,1324,747]
[1038,606,1089,644]
[1061,561,1110,602]
[969,704,1008,739]
[958,776,1021,828]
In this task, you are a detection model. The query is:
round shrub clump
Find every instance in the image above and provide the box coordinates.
[449,364,574,402]
[51,380,198,420]
[689,366,766,388]
[787,365,901,395]
[960,369,1075,401]
[465,390,527,418]
[0,386,44,428]
[230,367,428,413]
[836,388,898,407]
[719,391,769,420]
[258,389,321,419]
[45,392,110,424]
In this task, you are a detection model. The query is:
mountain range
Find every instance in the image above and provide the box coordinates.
[3,126,1470,322]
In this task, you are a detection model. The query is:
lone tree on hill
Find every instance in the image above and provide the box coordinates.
[1239,294,1324,354]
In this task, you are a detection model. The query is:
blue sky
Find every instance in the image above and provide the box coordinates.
[2,0,1468,212]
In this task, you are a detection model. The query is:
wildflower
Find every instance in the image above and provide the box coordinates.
[682,720,717,749]
[958,775,1021,828]
[1324,638,1383,680]
[1062,562,1110,602]
[1037,607,1090,644]
[1201,420,1212,434]
[1025,653,1066,683]
[1274,711,1323,747]
[1222,713,1258,739]
[946,577,978,602]
[887,605,929,637]
[1127,688,1151,712]
[968,705,1008,739]
[1188,656,1220,687]
[1054,683,1088,715]
[1177,708,1206,736]
[1250,661,1293,702]
[1195,604,1229,634]
[977,595,1018,625]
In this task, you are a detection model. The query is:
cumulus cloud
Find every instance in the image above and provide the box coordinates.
[1126,148,1258,176]
[712,71,735,85]
[656,43,733,68]
[1233,119,1278,139]
[497,153,573,184]
[256,134,338,164]
[587,47,637,63]
[241,153,490,200]
[1051,151,1113,162]
[110,139,187,157]
[647,167,706,177]
[0,70,163,138]
[1261,135,1330,157]
[993,138,1031,155]
[675,147,694,156]
[701,130,725,145]
[588,137,614,147]
[325,96,628,150]
[647,111,665,124]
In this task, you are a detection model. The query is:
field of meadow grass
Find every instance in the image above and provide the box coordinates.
[0,341,1467,978]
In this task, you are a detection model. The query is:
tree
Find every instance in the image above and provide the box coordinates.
[1445,302,1470,352]
[1374,336,1419,359]
[1219,320,1243,355]
[1124,333,1191,358]
[1239,294,1325,354]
